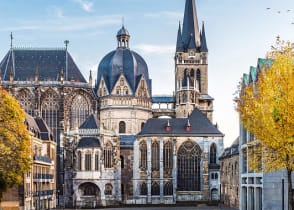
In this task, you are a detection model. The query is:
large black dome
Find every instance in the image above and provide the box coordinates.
[96,26,151,95]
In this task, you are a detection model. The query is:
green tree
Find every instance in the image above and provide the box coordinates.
[237,40,294,209]
[0,88,31,201]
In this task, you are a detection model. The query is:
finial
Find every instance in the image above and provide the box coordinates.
[64,40,69,50]
[35,66,39,82]
[10,32,13,49]
[165,119,171,132]
[60,68,64,83]
[122,17,125,27]
[89,69,93,86]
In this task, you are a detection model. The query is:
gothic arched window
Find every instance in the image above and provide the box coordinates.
[120,155,124,169]
[164,182,173,195]
[139,141,147,170]
[17,89,34,116]
[140,182,147,195]
[163,141,173,170]
[77,151,82,170]
[95,152,99,171]
[119,121,126,133]
[189,70,195,88]
[151,182,160,195]
[105,184,113,195]
[151,141,159,171]
[177,141,201,191]
[196,69,201,92]
[210,143,217,164]
[41,90,59,139]
[182,69,188,87]
[70,94,89,129]
[104,142,113,168]
[85,153,92,171]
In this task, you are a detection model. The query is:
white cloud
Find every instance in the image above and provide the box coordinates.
[73,0,94,12]
[133,44,175,55]
[0,15,121,32]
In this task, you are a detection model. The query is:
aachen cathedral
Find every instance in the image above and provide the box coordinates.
[0,0,224,207]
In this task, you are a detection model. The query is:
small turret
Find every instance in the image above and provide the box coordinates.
[35,66,39,83]
[9,67,14,83]
[176,22,184,52]
[200,22,208,52]
[187,33,197,50]
[117,25,130,48]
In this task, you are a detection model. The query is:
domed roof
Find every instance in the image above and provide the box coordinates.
[96,27,152,95]
[117,25,129,36]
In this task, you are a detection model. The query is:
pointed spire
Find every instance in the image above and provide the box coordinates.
[200,22,208,52]
[35,66,39,83]
[176,22,184,52]
[182,0,200,49]
[89,70,93,86]
[10,32,14,49]
[188,33,197,50]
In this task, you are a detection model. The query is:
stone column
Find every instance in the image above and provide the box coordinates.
[147,137,152,204]
[160,137,164,203]
[172,138,177,203]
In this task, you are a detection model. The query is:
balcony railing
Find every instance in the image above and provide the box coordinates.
[33,155,52,164]
[34,174,54,179]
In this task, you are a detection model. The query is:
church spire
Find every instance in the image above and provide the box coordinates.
[182,0,200,49]
[176,22,184,52]
[200,22,208,52]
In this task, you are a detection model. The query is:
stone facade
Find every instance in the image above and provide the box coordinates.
[219,138,239,208]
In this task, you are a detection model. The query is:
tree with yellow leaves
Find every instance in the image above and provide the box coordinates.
[0,88,31,201]
[237,40,294,210]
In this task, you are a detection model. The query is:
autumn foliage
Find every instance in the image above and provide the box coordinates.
[237,41,294,209]
[0,89,31,200]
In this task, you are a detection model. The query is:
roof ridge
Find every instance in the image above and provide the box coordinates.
[13,47,66,51]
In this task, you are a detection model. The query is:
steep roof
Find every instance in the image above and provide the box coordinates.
[79,114,99,129]
[219,137,239,159]
[182,0,200,49]
[77,137,101,148]
[200,22,208,52]
[140,108,223,136]
[0,48,86,82]
[34,117,54,141]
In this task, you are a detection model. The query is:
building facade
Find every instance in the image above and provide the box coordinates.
[0,115,57,210]
[0,0,224,207]
[239,58,294,210]
[219,138,239,208]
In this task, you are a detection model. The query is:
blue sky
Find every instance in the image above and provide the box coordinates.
[0,0,294,147]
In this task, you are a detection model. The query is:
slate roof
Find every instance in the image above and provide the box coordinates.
[199,94,214,100]
[77,137,101,148]
[152,96,175,103]
[96,47,152,95]
[117,25,130,36]
[79,114,99,129]
[200,23,208,52]
[26,114,54,141]
[0,48,87,82]
[219,137,239,159]
[139,108,223,136]
[120,135,137,148]
[34,117,54,140]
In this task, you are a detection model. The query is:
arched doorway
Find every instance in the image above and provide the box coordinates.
[211,188,218,200]
[177,141,202,191]
[77,182,101,208]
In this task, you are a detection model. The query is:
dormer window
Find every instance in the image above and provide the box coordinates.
[189,50,195,57]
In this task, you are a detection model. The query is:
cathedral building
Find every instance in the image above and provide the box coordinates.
[0,0,224,207]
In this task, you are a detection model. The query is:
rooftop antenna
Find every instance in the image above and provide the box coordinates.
[64,40,69,81]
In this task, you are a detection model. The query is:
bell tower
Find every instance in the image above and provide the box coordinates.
[175,0,213,121]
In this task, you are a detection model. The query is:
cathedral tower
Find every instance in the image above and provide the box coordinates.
[175,0,213,120]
